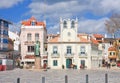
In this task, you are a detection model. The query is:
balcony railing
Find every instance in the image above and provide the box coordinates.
[79,52,87,58]
[65,53,74,58]
[26,52,34,55]
[51,53,60,58]
[24,41,35,45]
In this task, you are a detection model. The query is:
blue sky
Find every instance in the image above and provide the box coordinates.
[0,0,120,37]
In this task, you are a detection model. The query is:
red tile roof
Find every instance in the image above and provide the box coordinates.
[108,46,116,51]
[93,34,104,38]
[49,34,90,43]
[90,38,99,44]
[77,35,89,43]
[21,17,46,27]
[49,36,59,43]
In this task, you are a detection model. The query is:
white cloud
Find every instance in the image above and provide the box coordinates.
[9,22,21,33]
[28,1,86,19]
[47,24,59,34]
[28,0,120,18]
[27,0,120,34]
[92,0,120,15]
[0,0,23,8]
[47,17,109,34]
[78,17,109,34]
[100,0,120,13]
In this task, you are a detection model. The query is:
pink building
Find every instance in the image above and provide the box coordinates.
[20,17,47,68]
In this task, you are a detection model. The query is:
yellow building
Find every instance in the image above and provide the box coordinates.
[108,38,120,65]
[108,46,117,62]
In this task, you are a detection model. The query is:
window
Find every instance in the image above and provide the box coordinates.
[71,21,75,28]
[102,44,105,49]
[31,21,36,26]
[53,46,58,54]
[1,38,3,43]
[110,41,113,45]
[4,22,8,28]
[110,52,112,55]
[63,21,67,28]
[80,46,85,54]
[81,60,85,67]
[3,39,8,43]
[53,60,58,66]
[0,21,1,26]
[35,33,39,41]
[3,30,8,35]
[96,38,102,40]
[27,33,31,41]
[0,60,2,65]
[27,46,34,52]
[67,46,71,54]
[0,29,3,35]
[113,52,115,55]
[110,52,115,55]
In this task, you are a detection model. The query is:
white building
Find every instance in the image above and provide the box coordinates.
[102,38,115,61]
[48,18,101,69]
[20,17,47,68]
[8,31,20,51]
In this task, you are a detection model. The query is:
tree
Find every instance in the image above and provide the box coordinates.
[105,14,120,38]
[105,14,120,61]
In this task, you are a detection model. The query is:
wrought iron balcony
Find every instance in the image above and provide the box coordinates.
[26,52,34,55]
[24,41,35,45]
[79,52,87,58]
[65,53,74,58]
[51,53,60,58]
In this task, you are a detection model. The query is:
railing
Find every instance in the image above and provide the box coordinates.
[24,41,35,45]
[12,73,109,83]
[79,52,87,58]
[26,52,34,55]
[65,53,74,58]
[51,53,60,58]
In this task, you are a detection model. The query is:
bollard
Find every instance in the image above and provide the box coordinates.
[105,73,108,83]
[65,75,68,83]
[86,74,88,83]
[17,78,20,83]
[42,77,45,83]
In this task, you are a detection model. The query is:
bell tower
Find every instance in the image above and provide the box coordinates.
[60,18,78,42]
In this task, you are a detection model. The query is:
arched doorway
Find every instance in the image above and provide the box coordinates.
[66,59,72,68]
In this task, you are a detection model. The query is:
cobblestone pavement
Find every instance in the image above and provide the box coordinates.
[0,68,120,83]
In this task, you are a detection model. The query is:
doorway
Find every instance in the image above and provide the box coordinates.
[81,60,85,67]
[66,59,72,68]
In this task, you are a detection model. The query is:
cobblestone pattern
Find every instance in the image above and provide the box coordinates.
[0,68,120,83]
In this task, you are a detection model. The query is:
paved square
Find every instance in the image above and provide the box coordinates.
[0,68,120,83]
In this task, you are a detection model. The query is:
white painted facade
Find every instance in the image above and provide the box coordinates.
[20,17,47,67]
[8,31,20,51]
[48,18,100,69]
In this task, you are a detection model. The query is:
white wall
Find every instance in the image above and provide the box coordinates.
[8,31,20,51]
[48,43,92,69]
